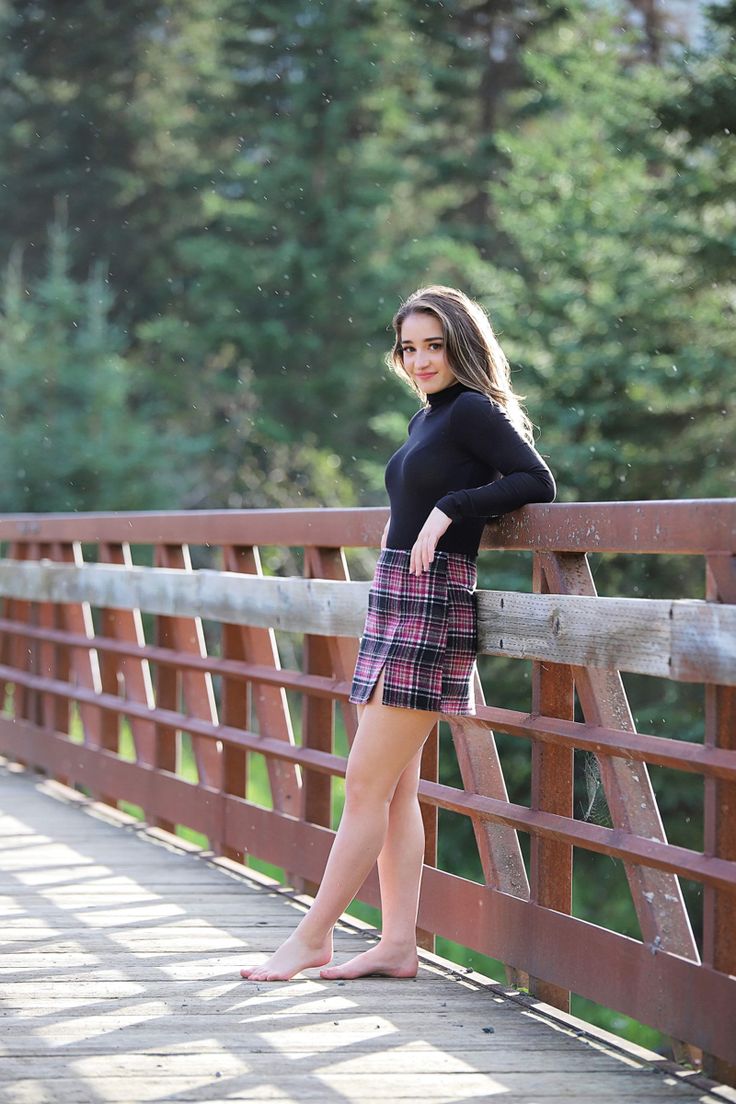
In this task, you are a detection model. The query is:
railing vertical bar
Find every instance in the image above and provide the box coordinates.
[308,546,360,750]
[447,715,530,897]
[220,546,250,866]
[24,542,44,727]
[37,541,60,739]
[299,630,333,895]
[541,551,700,961]
[5,541,31,729]
[56,541,104,770]
[99,542,159,817]
[447,679,531,989]
[529,551,575,1010]
[152,546,179,836]
[417,722,439,953]
[300,546,343,897]
[47,542,72,744]
[702,552,736,1084]
[155,543,222,849]
[221,544,301,876]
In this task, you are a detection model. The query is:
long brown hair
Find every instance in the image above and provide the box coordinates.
[386,284,535,444]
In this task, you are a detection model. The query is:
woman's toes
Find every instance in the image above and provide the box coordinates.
[241,967,265,981]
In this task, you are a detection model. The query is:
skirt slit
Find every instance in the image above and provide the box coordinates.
[348,547,478,716]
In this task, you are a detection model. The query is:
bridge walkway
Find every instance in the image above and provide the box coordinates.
[0,757,729,1104]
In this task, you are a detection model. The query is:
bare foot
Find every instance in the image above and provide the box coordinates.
[240,929,333,982]
[319,941,418,980]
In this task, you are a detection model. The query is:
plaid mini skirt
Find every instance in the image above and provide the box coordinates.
[349,547,478,715]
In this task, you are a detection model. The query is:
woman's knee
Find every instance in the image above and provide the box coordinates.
[344,759,395,810]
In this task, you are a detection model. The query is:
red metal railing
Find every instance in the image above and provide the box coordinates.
[0,503,734,1083]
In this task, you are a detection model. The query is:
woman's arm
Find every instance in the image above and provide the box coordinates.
[435,393,556,521]
[380,514,390,550]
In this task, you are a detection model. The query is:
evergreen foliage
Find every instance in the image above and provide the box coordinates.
[475,0,733,508]
[0,0,210,325]
[0,212,187,511]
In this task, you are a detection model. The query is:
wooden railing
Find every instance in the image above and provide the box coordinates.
[0,503,734,1083]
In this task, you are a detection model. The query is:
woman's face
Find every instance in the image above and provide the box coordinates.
[399,312,456,396]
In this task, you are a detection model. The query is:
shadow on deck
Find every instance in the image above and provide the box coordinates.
[1,757,730,1104]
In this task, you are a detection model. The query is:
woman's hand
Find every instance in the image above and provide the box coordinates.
[410,507,452,576]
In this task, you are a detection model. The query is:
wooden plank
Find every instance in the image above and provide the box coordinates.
[0,1056,713,1080]
[0,1075,715,1102]
[1,559,735,685]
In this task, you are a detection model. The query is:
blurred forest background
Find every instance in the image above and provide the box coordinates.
[0,0,734,1049]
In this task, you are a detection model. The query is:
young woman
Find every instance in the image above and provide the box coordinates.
[240,284,556,982]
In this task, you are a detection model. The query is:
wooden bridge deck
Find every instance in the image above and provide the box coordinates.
[0,757,730,1104]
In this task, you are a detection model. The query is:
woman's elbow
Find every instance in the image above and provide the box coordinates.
[540,471,556,504]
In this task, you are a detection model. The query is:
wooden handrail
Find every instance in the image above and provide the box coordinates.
[0,559,733,684]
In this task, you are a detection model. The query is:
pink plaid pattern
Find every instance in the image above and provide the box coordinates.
[349,547,478,715]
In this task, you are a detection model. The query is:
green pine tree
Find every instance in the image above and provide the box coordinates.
[0,210,188,511]
[0,0,216,328]
[474,0,734,508]
[136,0,426,496]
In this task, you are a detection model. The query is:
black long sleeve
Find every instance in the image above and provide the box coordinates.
[435,391,556,521]
[384,381,556,558]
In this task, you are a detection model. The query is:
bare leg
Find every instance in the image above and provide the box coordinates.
[320,746,425,978]
[240,667,439,981]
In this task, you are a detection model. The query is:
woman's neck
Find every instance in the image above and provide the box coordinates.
[426,379,470,408]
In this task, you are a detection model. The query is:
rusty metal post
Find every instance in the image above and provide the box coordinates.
[41,542,72,767]
[154,543,221,845]
[152,589,178,836]
[219,547,250,865]
[299,632,333,895]
[417,721,439,953]
[529,552,575,1011]
[222,543,301,877]
[5,542,31,731]
[98,542,160,816]
[56,541,105,773]
[300,548,338,896]
[37,542,65,740]
[702,552,736,1085]
[24,542,44,729]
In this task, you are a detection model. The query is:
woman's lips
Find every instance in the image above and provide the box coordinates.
[415,372,436,379]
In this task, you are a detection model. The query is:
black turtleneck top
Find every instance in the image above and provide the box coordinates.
[384,380,556,557]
